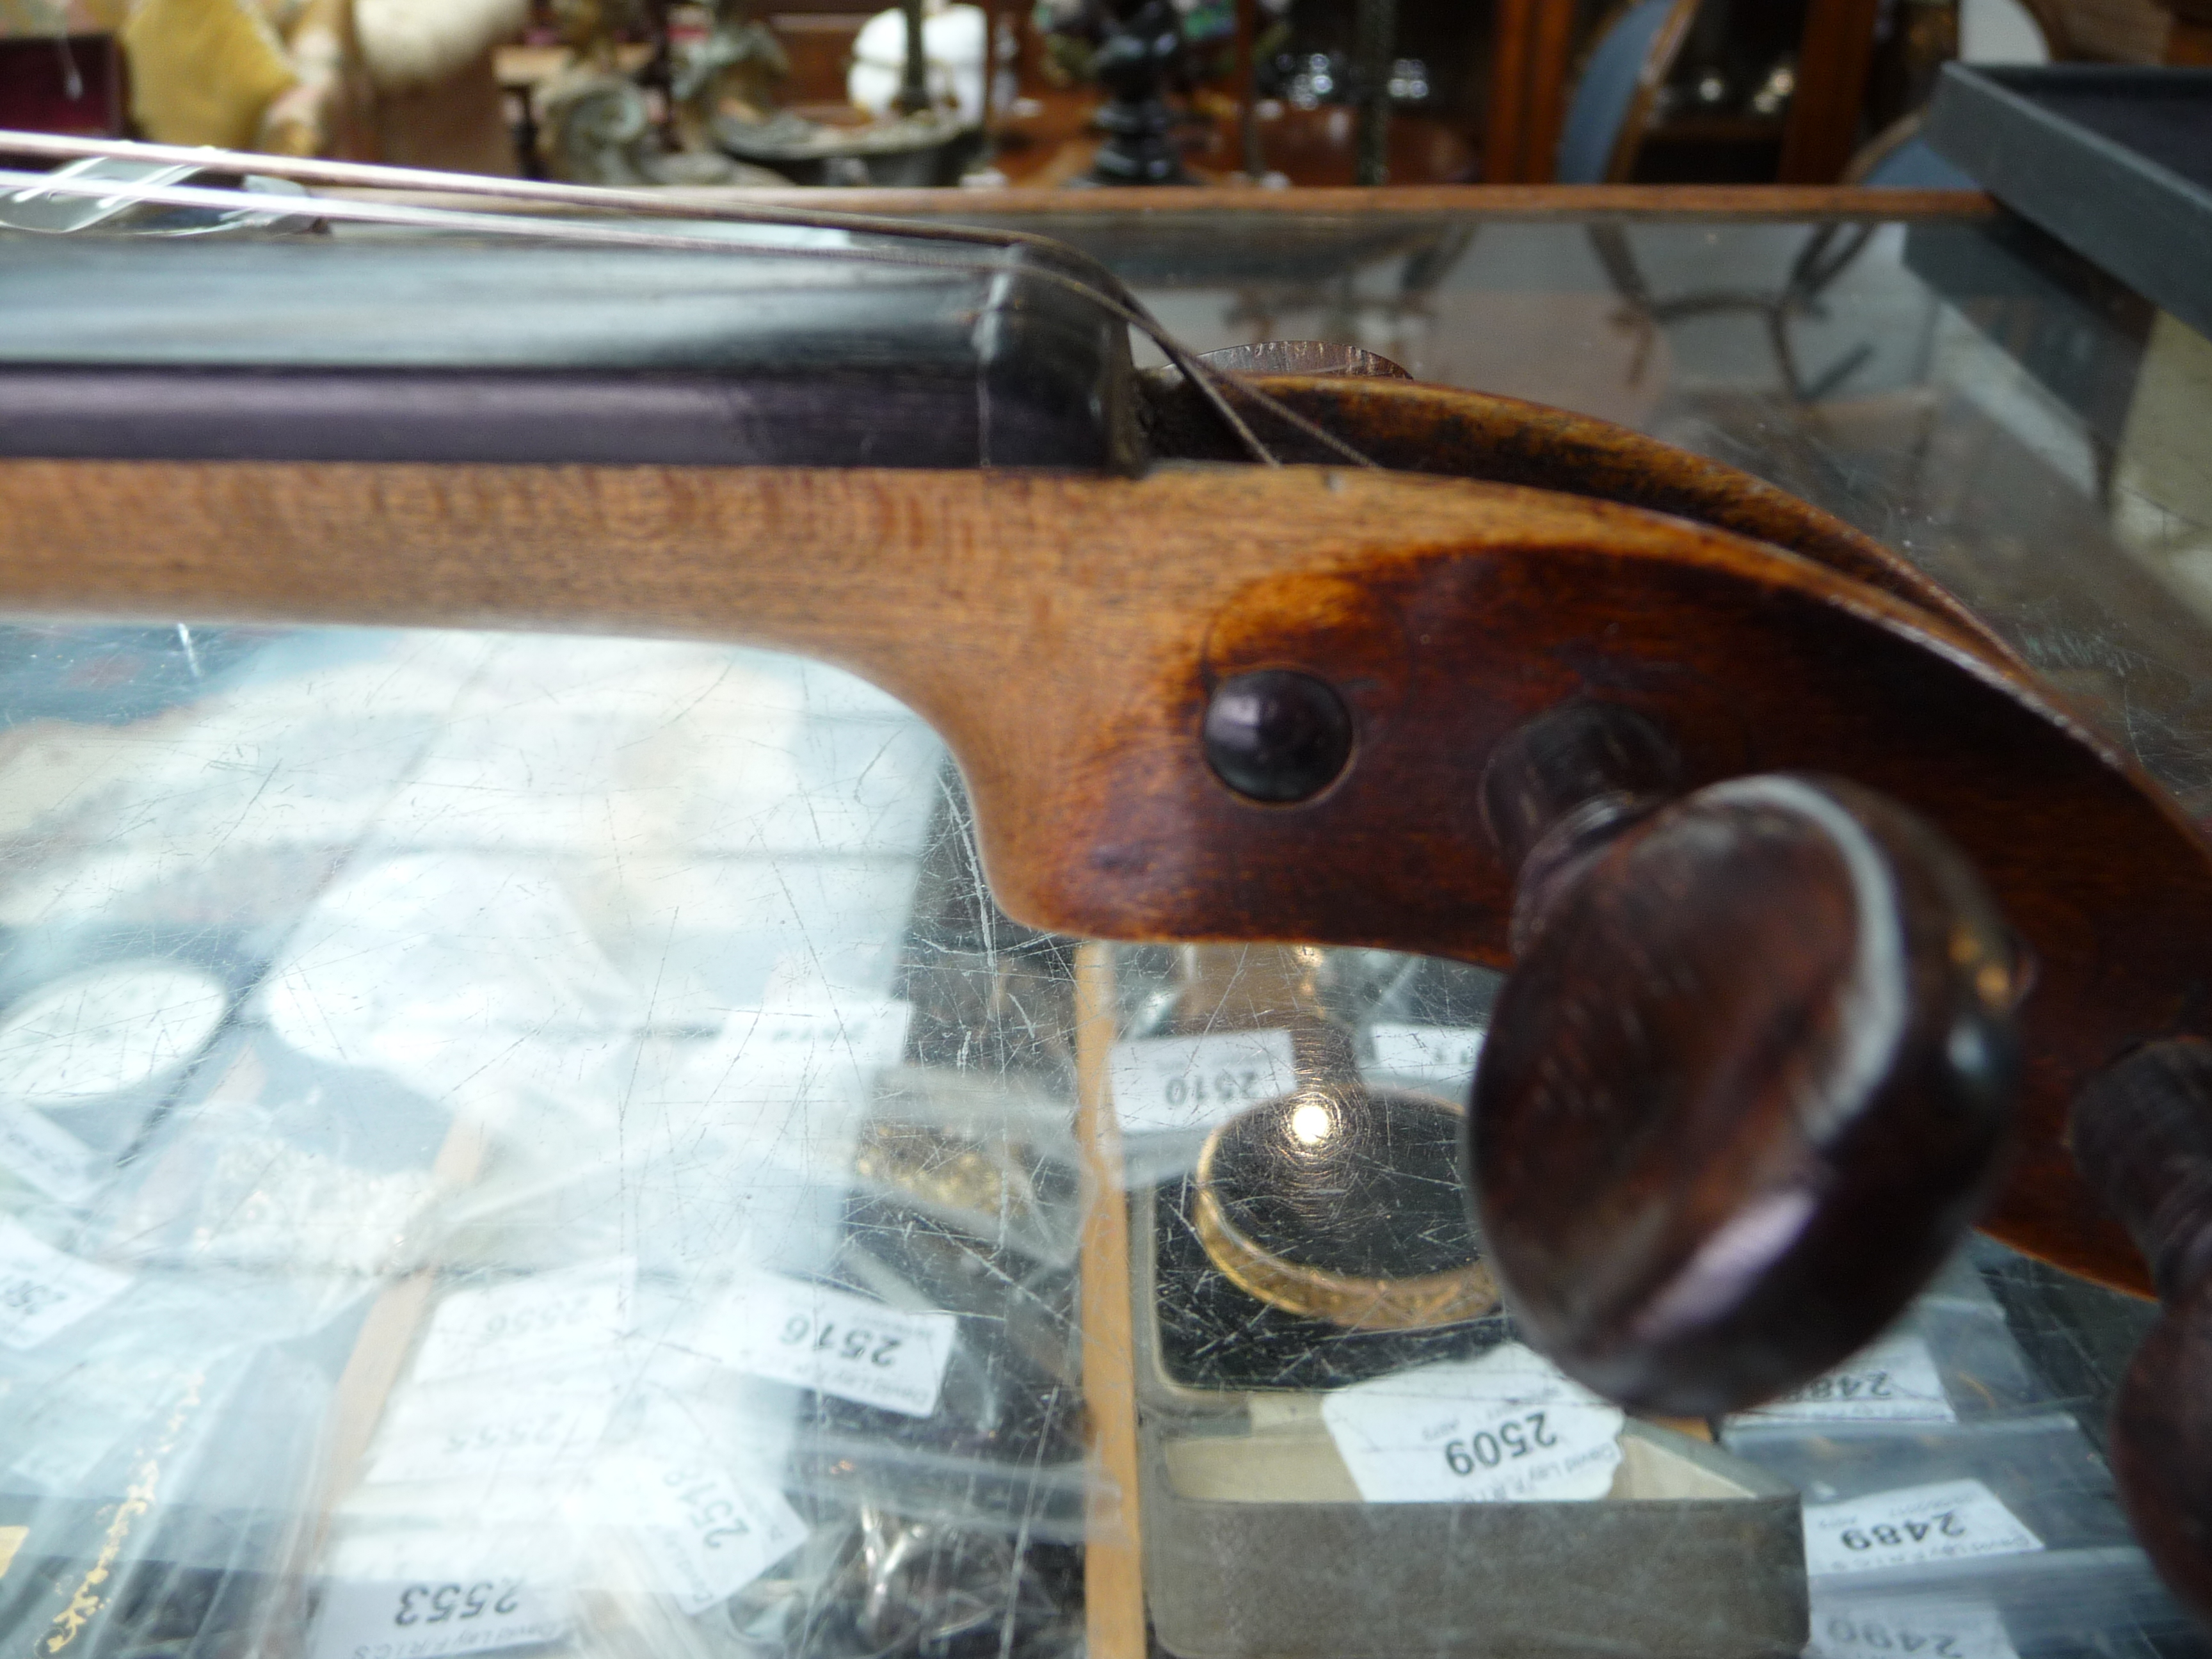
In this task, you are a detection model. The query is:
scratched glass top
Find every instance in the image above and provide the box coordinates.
[0,205,2204,1659]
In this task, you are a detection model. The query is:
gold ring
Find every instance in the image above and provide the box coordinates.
[1193,1112,1500,1333]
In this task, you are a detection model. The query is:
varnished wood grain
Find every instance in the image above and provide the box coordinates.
[1155,373,2014,661]
[1,456,2203,1295]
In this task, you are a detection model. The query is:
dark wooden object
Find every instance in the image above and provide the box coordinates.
[1595,0,1699,185]
[1471,703,2021,1413]
[1497,0,1879,184]
[1778,0,1883,182]
[1484,0,1576,181]
[1521,0,1577,183]
[1484,0,1535,180]
[764,14,867,104]
[2070,1040,2212,1618]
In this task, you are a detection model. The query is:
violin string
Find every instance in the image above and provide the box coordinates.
[0,127,1076,252]
[0,133,1379,471]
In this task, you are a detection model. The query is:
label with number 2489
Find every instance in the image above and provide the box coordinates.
[1803,1480,2043,1578]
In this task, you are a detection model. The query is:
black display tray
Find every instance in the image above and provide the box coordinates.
[1925,63,2212,342]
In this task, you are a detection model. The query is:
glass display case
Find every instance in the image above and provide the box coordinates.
[0,189,2207,1659]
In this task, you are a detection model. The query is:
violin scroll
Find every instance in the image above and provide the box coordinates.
[1469,705,2023,1416]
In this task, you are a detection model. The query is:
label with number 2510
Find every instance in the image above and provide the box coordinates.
[1106,1030,1297,1136]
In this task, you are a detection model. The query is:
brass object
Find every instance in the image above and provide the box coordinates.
[1192,1084,1499,1333]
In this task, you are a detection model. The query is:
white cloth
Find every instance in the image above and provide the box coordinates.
[846,2,985,127]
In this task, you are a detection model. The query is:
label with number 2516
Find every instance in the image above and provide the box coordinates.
[703,1274,958,1418]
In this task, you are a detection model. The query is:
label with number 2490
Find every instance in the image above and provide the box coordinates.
[1809,1596,2020,1659]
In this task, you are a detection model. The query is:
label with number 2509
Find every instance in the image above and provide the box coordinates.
[1322,1342,1626,1505]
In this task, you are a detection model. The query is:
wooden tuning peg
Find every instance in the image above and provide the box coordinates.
[1469,703,2024,1416]
[2068,1039,2212,1619]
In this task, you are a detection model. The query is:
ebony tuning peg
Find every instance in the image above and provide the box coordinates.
[1468,703,2024,1416]
[2068,1039,2212,1619]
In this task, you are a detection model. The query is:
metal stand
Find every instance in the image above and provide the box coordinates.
[1353,0,1394,186]
[1233,0,1262,180]
[1086,0,1191,186]
[897,0,929,114]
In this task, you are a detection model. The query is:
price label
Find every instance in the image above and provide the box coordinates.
[309,1576,568,1659]
[702,1274,956,1418]
[367,1387,618,1486]
[0,1215,128,1350]
[413,1261,635,1384]
[1364,1025,1486,1091]
[1321,1342,1625,1504]
[625,1454,808,1614]
[1809,1597,2021,1659]
[1804,1480,2043,1578]
[0,1107,98,1203]
[1107,1030,1295,1135]
[1743,1332,1955,1425]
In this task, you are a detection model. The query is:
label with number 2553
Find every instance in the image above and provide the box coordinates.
[310,1576,567,1659]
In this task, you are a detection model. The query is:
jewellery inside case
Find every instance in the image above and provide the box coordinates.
[1194,1083,1497,1333]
